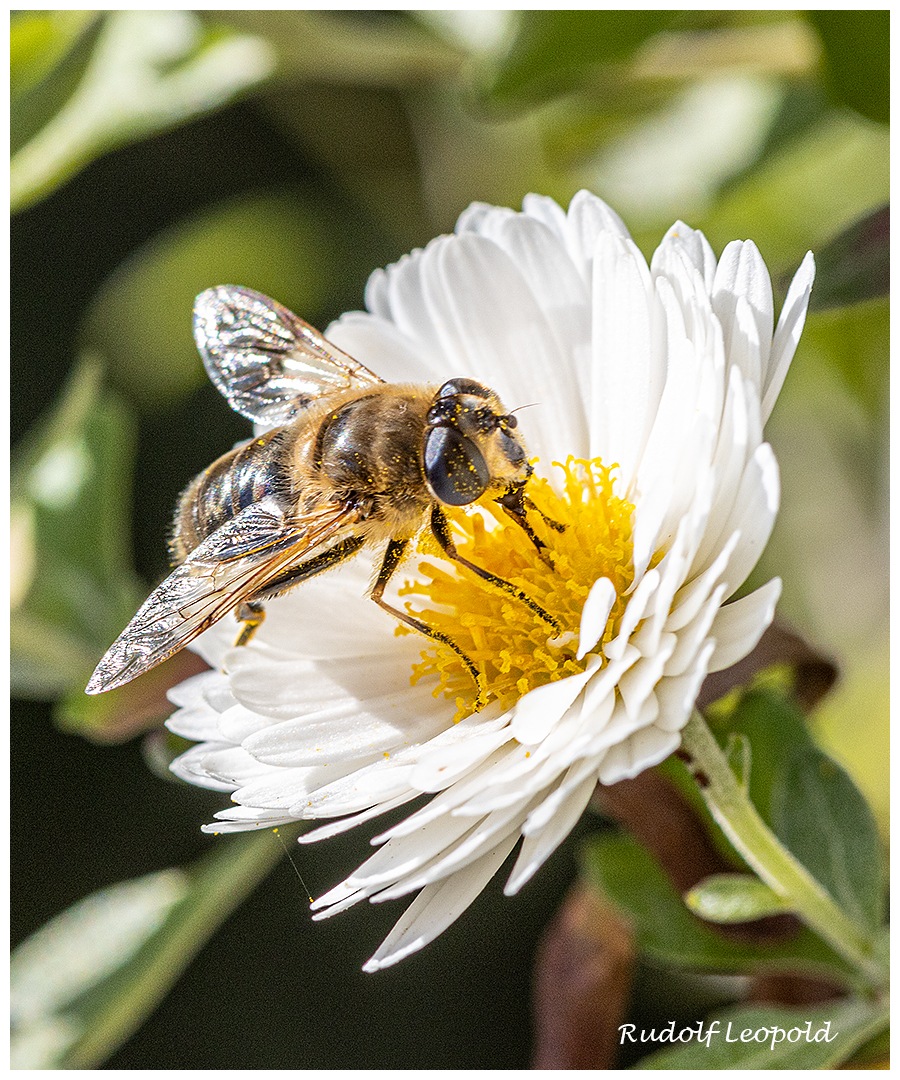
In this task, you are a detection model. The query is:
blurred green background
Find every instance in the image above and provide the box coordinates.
[11,10,888,1069]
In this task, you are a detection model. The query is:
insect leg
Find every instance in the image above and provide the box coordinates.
[233,535,367,647]
[234,601,266,647]
[495,484,564,570]
[370,538,487,709]
[431,505,563,635]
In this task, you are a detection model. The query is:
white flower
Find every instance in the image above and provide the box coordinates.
[167,190,814,971]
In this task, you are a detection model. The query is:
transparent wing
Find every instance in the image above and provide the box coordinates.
[194,285,384,425]
[86,498,360,694]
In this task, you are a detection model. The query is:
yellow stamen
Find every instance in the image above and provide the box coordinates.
[400,457,636,721]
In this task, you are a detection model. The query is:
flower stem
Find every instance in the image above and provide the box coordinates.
[680,710,886,989]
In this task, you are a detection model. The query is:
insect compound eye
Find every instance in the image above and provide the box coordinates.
[437,378,490,400]
[424,426,490,506]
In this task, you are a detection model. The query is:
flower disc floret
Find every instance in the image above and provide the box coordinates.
[405,458,635,718]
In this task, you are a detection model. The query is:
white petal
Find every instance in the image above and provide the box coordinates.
[564,188,631,279]
[458,209,592,415]
[521,755,602,838]
[169,743,236,792]
[653,220,717,293]
[325,311,442,383]
[505,771,598,894]
[669,530,740,631]
[409,722,516,792]
[598,724,680,784]
[239,677,447,768]
[604,570,659,661]
[707,578,782,673]
[373,745,519,841]
[165,702,223,742]
[374,800,535,900]
[166,669,223,710]
[762,251,815,422]
[521,192,568,238]
[688,376,756,581]
[617,634,677,719]
[724,294,763,400]
[298,792,421,844]
[347,813,479,891]
[300,761,417,818]
[715,442,780,598]
[227,643,427,725]
[655,639,715,731]
[233,762,359,810]
[589,232,666,492]
[577,577,617,659]
[432,233,590,463]
[712,239,774,389]
[363,266,391,320]
[509,655,601,744]
[361,836,518,971]
[664,582,727,677]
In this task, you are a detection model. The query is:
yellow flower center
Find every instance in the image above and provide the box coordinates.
[400,458,636,720]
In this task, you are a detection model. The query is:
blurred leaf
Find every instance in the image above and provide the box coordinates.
[635,999,888,1069]
[81,190,344,410]
[714,688,886,934]
[10,11,102,156]
[808,205,889,311]
[10,10,276,213]
[217,10,461,84]
[701,111,888,270]
[800,296,888,422]
[11,831,288,1069]
[58,649,211,744]
[485,10,678,107]
[582,833,853,984]
[685,875,789,923]
[841,1023,891,1069]
[11,357,144,699]
[806,11,889,125]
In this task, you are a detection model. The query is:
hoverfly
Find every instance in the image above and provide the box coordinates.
[86,286,561,702]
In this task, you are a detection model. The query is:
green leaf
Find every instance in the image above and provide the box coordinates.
[771,744,886,936]
[801,296,888,420]
[486,11,678,107]
[806,11,888,125]
[715,688,886,935]
[218,10,462,84]
[685,874,789,923]
[581,833,853,984]
[81,190,346,410]
[10,10,276,212]
[635,998,889,1069]
[10,11,102,156]
[808,205,889,311]
[11,357,144,699]
[11,831,288,1070]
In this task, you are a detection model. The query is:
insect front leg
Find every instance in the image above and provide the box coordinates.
[494,483,564,570]
[431,505,563,635]
[370,537,487,709]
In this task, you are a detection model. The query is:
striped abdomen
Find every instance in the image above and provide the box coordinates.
[170,428,290,562]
